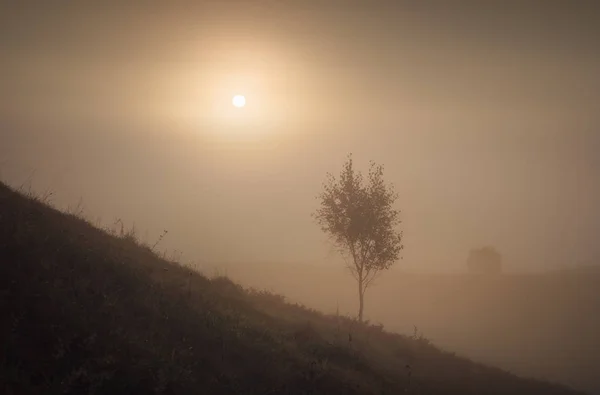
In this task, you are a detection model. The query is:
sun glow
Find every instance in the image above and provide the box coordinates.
[232,95,246,108]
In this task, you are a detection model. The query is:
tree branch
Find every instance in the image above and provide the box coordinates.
[363,267,382,291]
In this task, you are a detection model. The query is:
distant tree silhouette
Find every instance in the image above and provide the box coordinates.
[313,154,403,322]
[467,246,502,274]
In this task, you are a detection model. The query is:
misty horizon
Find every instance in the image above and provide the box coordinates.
[2,2,600,274]
[2,2,600,394]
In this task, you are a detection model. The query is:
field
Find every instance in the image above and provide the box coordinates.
[221,262,600,394]
[0,181,590,394]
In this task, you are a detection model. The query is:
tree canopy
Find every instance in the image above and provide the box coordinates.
[313,154,403,321]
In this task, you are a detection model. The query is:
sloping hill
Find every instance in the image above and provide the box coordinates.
[218,262,600,394]
[0,182,587,394]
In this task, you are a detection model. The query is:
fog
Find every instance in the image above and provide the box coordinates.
[2,1,600,392]
[204,260,597,392]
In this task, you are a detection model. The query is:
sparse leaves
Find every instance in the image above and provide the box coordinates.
[313,154,403,321]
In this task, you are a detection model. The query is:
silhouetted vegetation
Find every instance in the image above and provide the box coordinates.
[0,182,587,394]
[313,154,403,322]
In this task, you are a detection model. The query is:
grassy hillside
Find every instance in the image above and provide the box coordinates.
[217,263,600,394]
[0,182,588,395]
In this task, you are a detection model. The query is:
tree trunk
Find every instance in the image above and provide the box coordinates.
[358,277,365,322]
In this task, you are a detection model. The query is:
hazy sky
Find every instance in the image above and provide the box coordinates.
[2,1,599,272]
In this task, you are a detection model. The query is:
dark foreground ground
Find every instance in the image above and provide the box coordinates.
[220,262,600,394]
[0,182,588,394]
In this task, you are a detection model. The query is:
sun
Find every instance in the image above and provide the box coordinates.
[232,94,246,108]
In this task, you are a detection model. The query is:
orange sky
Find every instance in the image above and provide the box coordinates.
[2,1,600,272]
